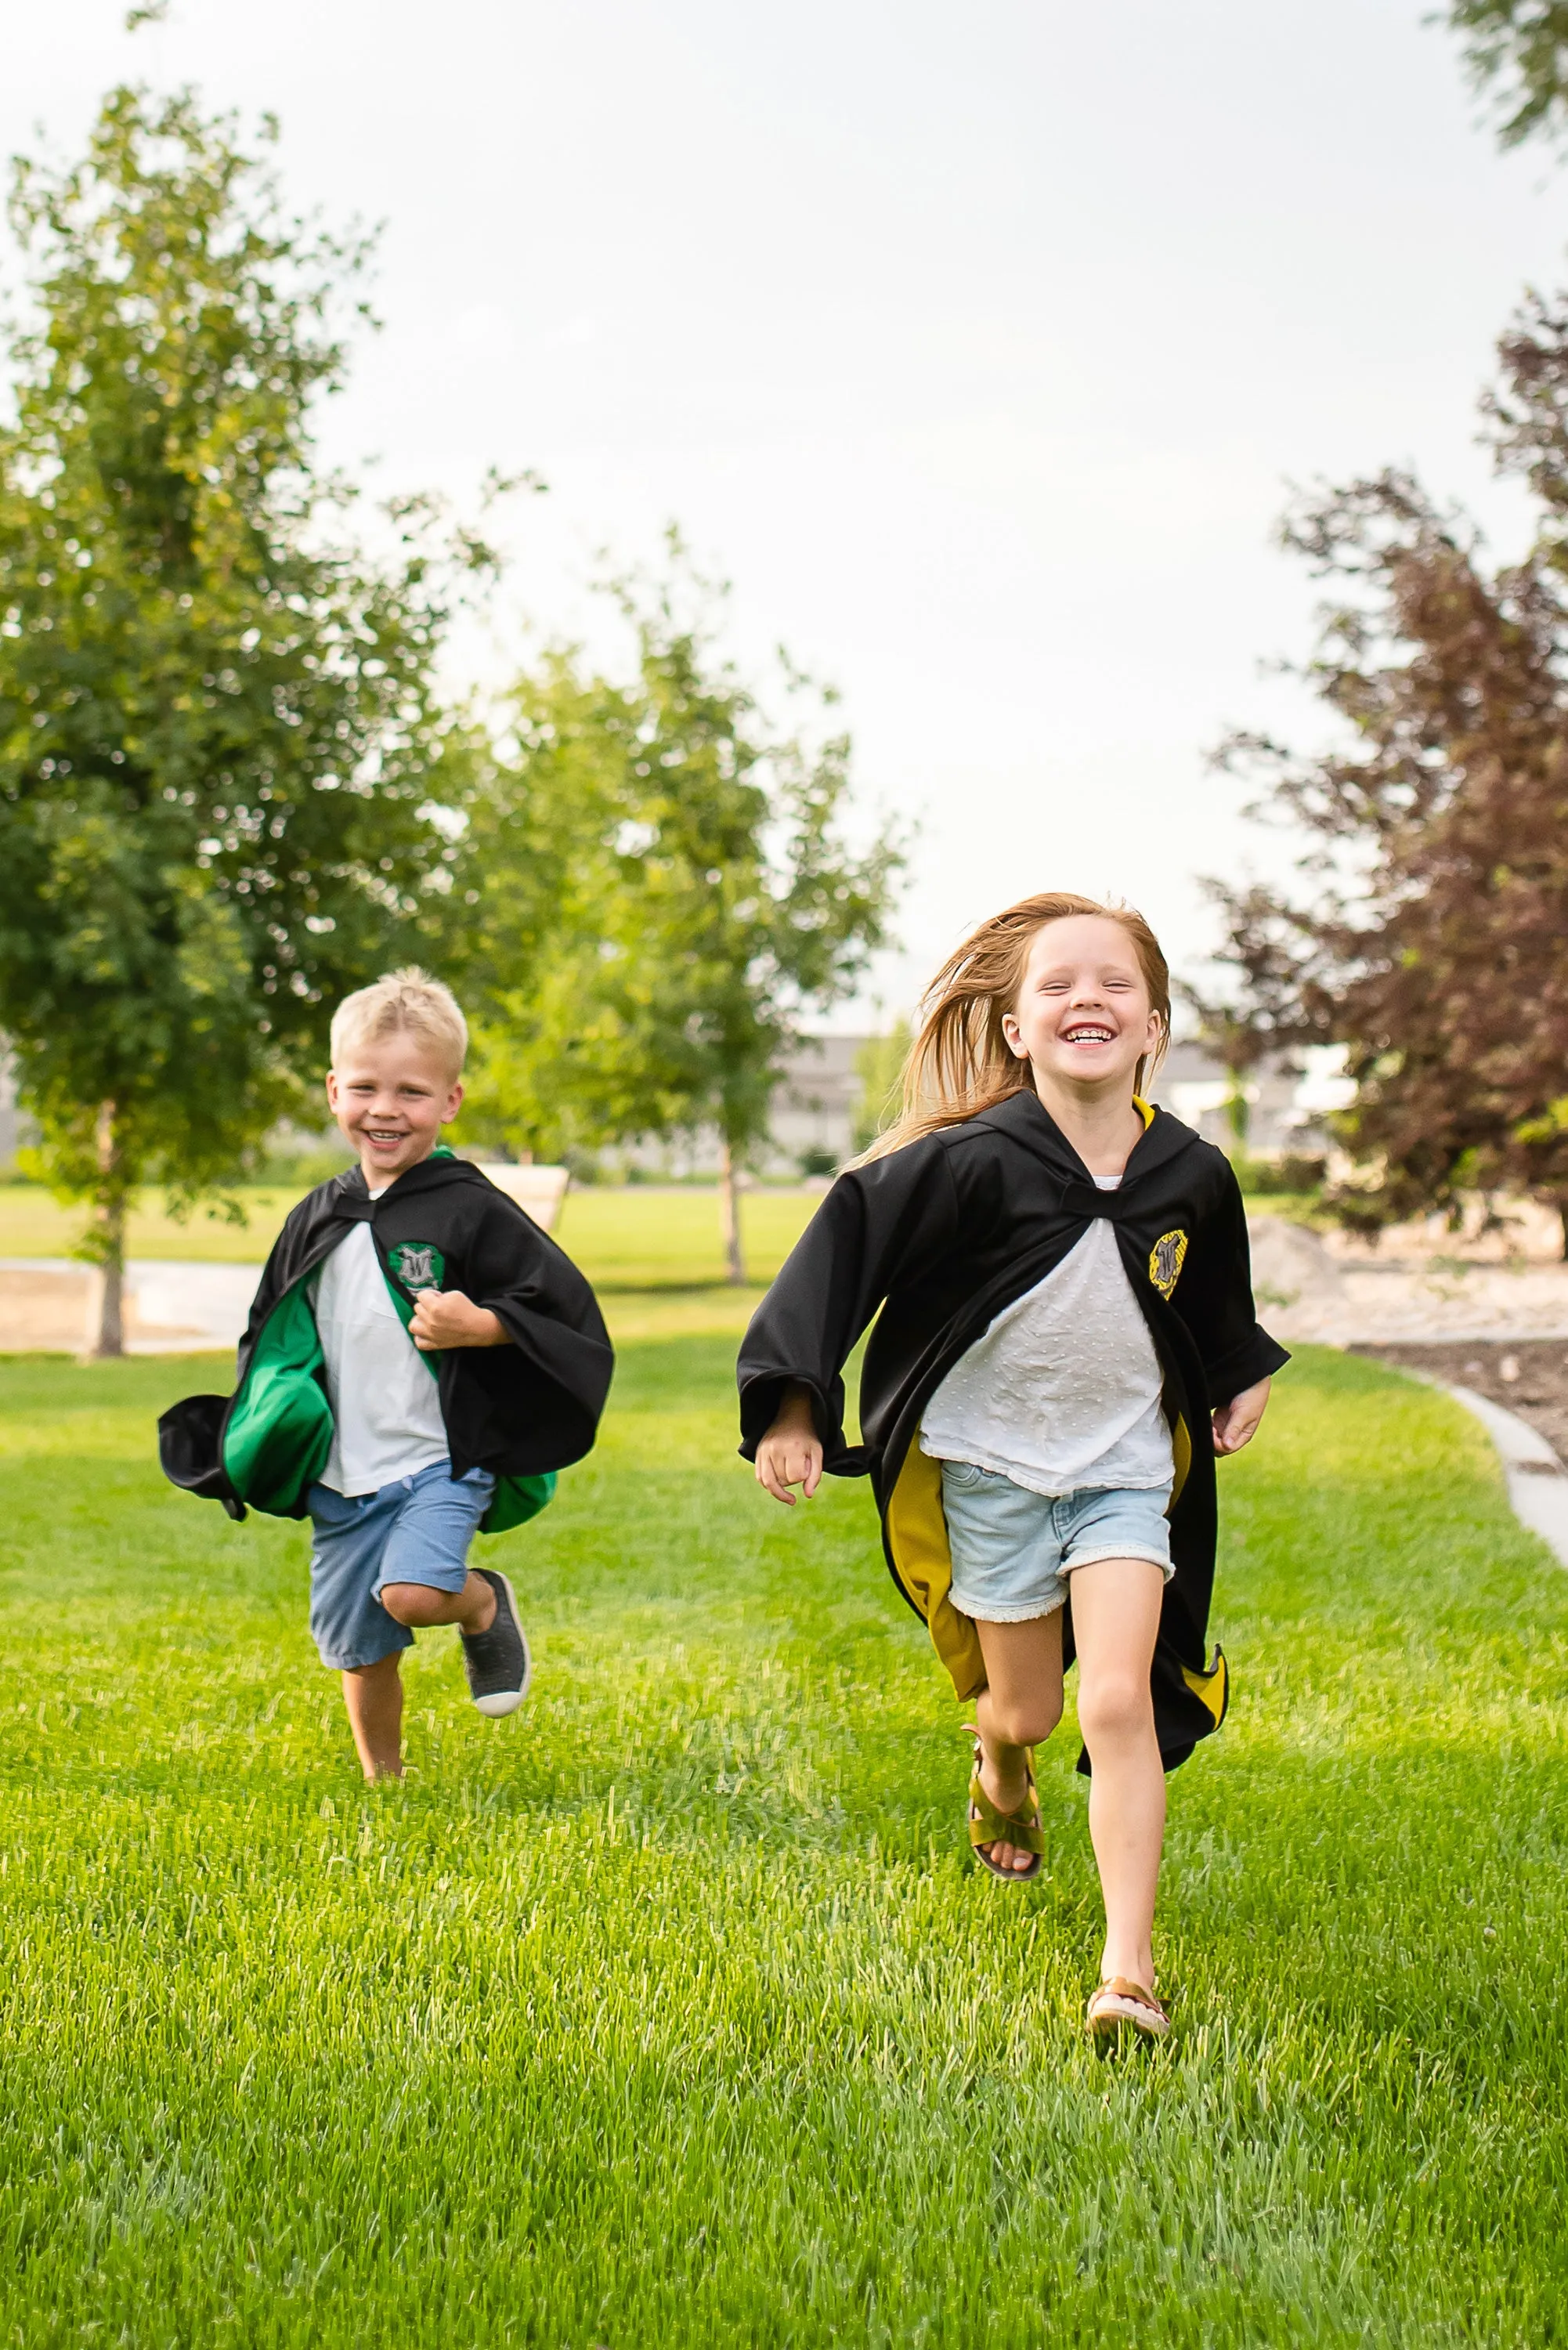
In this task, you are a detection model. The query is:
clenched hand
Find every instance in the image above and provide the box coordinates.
[408,1289,508,1352]
[1212,1376,1271,1456]
[754,1381,824,1505]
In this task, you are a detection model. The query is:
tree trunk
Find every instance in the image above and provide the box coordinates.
[1225,1069,1251,1147]
[85,1101,126,1360]
[717,1136,746,1286]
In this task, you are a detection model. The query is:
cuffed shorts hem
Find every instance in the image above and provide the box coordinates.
[938,1460,1174,1628]
[308,1459,496,1672]
[318,1622,414,1674]
[948,1585,1068,1625]
[1061,1542,1174,1578]
[373,1556,469,1599]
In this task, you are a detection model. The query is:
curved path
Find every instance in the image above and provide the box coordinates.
[1429,1379,1568,1569]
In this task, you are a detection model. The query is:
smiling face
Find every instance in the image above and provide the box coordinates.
[1001,914,1162,1103]
[325,1027,464,1188]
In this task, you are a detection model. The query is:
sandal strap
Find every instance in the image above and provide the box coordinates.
[1089,1977,1166,2022]
[966,1761,1045,1856]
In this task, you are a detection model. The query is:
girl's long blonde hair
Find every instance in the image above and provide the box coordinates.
[855,892,1171,1163]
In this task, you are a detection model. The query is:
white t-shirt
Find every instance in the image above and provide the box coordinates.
[919,1174,1173,1497]
[310,1189,449,1496]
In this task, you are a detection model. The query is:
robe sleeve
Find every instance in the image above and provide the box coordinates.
[232,1220,298,1381]
[156,1197,322,1514]
[1176,1159,1291,1405]
[737,1137,959,1471]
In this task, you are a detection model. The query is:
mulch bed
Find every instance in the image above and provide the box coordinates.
[1354,1339,1568,1462]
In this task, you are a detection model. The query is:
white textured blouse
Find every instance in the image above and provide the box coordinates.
[919,1174,1174,1497]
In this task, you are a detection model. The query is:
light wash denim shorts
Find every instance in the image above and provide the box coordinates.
[307,1459,497,1671]
[938,1460,1174,1624]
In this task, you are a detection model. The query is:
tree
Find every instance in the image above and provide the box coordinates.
[1179,885,1323,1148]
[1207,292,1568,1253]
[0,89,486,1351]
[851,1021,912,1157]
[1444,2,1568,149]
[457,551,905,1282]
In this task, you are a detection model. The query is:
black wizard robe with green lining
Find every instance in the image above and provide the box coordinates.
[736,1090,1288,1773]
[160,1150,612,1535]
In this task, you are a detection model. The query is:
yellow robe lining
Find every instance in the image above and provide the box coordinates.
[881,1110,1217,1721]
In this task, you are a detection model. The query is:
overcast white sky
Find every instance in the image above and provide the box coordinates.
[5,1,1565,1021]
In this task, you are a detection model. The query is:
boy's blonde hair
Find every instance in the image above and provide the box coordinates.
[330,967,468,1083]
[856,892,1170,1163]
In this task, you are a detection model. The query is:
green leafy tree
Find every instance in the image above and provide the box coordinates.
[851,1020,912,1156]
[0,88,488,1351]
[1178,885,1323,1148]
[1444,2,1568,148]
[457,554,905,1282]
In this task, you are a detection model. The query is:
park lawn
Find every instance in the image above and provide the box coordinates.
[0,1181,819,1343]
[0,1181,310,1264]
[0,1344,1565,2346]
[0,1179,818,1289]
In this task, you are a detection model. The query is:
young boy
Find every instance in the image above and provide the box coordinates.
[161,969,613,1780]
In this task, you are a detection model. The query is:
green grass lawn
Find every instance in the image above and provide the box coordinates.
[0,1181,822,1345]
[0,1177,1311,1276]
[0,1181,313,1263]
[0,1180,819,1285]
[2,1344,1566,2345]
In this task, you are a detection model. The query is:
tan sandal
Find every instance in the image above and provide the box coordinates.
[1086,1976,1170,2044]
[963,1727,1045,1882]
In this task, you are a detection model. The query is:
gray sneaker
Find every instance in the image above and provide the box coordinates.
[460,1569,531,1717]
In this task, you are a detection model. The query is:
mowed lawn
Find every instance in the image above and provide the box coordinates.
[0,1180,821,1289]
[1,1342,1566,2345]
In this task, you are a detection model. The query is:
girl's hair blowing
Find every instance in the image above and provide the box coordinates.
[856,892,1170,1163]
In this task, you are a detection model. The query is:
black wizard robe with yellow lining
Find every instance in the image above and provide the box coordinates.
[737,1089,1288,1773]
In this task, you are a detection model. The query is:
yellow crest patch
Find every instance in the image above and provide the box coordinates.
[1148,1229,1188,1300]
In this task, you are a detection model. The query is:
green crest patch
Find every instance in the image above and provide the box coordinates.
[388,1241,446,1294]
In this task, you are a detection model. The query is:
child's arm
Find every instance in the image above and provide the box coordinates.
[754,1381,824,1505]
[739,1137,959,1491]
[1175,1158,1291,1454]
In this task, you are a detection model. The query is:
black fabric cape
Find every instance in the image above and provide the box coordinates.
[737,1090,1288,1772]
[160,1152,612,1532]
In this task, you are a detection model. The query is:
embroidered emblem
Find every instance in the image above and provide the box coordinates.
[389,1241,445,1294]
[1148,1229,1188,1300]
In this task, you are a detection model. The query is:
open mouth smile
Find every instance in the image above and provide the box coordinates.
[1061,1023,1116,1046]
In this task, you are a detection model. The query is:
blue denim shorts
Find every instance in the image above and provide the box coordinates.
[307,1460,497,1671]
[939,1461,1174,1624]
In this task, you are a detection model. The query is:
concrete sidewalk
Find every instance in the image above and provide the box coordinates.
[0,1258,258,1354]
[1434,1381,1568,1571]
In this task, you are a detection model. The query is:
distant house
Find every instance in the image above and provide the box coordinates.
[606,1034,1357,1182]
[0,1029,1353,1186]
[1148,1041,1354,1159]
[765,1034,869,1170]
[761,1035,1357,1174]
[609,1035,873,1180]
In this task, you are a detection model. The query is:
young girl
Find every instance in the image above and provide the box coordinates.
[739,894,1284,2041]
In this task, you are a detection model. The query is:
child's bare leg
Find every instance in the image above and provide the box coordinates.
[342,1653,404,1781]
[972,1612,1064,1873]
[378,1572,496,1633]
[1066,1555,1166,1987]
